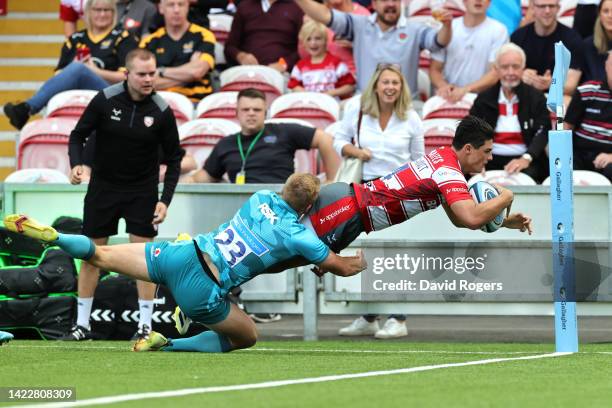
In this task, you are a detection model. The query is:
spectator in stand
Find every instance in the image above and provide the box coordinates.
[188,88,340,183]
[429,0,508,103]
[148,0,231,31]
[288,20,356,100]
[333,64,424,339]
[224,0,304,73]
[140,0,216,102]
[4,0,138,130]
[511,0,584,99]
[298,0,371,77]
[581,0,612,83]
[574,0,602,39]
[564,51,612,181]
[293,0,452,101]
[469,43,550,183]
[60,0,158,38]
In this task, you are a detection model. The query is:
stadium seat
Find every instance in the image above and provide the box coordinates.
[422,93,477,120]
[195,91,238,122]
[178,118,240,167]
[418,69,431,102]
[208,13,233,65]
[422,118,457,154]
[5,168,70,183]
[542,170,611,186]
[468,170,538,186]
[269,92,339,130]
[558,0,577,17]
[407,0,465,17]
[157,91,194,126]
[45,90,97,118]
[419,49,432,70]
[220,65,285,106]
[265,118,318,174]
[17,117,78,176]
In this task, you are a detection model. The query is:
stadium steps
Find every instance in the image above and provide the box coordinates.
[0,1,64,180]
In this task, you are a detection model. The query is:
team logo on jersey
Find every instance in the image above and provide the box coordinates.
[183,41,194,53]
[156,47,165,54]
[111,108,122,121]
[144,116,154,127]
[264,135,277,144]
[258,203,279,225]
[398,33,408,41]
[153,248,161,258]
[100,39,112,49]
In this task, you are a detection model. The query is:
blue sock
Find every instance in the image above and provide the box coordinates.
[55,233,96,260]
[162,331,232,353]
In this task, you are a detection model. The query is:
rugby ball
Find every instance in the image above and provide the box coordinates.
[468,181,504,233]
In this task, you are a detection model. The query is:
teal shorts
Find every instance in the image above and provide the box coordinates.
[145,240,230,325]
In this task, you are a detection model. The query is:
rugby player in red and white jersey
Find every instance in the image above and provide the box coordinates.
[304,115,532,257]
[264,115,532,277]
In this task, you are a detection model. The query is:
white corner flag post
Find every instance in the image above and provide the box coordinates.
[547,41,578,353]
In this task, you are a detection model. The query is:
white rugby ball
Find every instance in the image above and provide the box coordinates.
[468,181,504,233]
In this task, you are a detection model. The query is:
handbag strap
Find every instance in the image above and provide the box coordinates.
[355,110,363,148]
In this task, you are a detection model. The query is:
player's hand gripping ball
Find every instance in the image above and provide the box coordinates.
[469,181,505,233]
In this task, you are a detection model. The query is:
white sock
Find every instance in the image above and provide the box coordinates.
[76,297,93,329]
[138,300,154,329]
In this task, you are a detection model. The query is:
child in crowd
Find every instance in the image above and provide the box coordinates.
[288,20,356,99]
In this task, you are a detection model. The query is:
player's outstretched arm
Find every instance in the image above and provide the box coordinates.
[317,250,367,277]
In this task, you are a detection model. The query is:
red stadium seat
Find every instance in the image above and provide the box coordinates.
[157,91,194,126]
[542,170,611,186]
[17,117,78,176]
[45,90,97,118]
[195,91,238,123]
[469,170,537,186]
[422,118,457,154]
[220,65,285,106]
[422,93,476,120]
[269,92,339,130]
[178,118,240,167]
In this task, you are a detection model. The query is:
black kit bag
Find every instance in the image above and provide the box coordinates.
[51,216,83,234]
[0,248,77,298]
[0,227,51,266]
[90,275,207,340]
[0,296,75,340]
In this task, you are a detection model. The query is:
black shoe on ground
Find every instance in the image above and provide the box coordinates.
[250,313,282,323]
[3,102,31,130]
[131,324,151,341]
[59,324,93,341]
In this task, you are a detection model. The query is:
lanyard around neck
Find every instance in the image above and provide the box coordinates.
[237,127,265,169]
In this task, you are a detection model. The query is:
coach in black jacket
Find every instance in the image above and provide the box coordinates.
[469,43,550,183]
[65,48,184,341]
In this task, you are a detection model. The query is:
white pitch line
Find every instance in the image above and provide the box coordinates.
[7,353,570,408]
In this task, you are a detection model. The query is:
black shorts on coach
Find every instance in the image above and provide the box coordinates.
[82,181,158,238]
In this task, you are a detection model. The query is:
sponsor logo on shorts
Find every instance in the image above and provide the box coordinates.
[320,205,351,225]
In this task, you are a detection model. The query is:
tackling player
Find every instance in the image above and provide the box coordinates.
[4,174,366,353]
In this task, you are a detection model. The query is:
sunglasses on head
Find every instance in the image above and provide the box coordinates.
[376,63,401,72]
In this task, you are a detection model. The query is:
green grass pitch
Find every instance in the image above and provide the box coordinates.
[1,340,611,407]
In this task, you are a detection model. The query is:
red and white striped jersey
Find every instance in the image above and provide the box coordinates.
[352,147,472,233]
